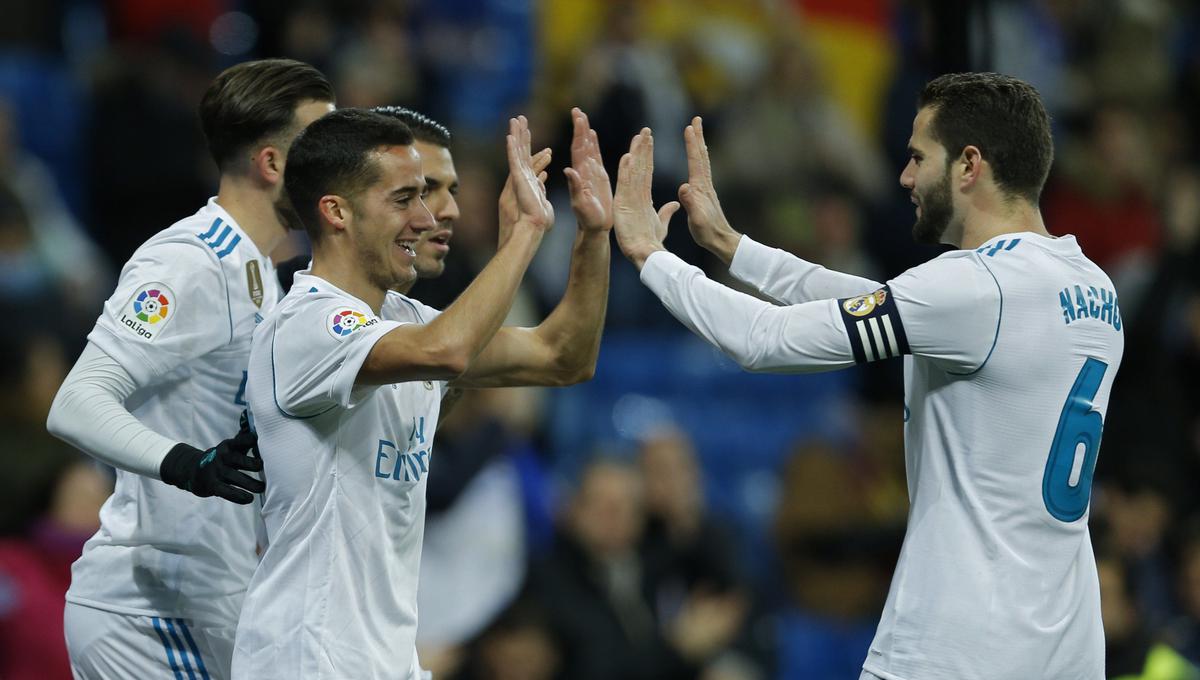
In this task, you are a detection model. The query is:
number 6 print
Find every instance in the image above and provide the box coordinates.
[1042,358,1108,522]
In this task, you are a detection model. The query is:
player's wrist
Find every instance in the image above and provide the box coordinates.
[703,225,741,266]
[627,241,666,270]
[160,442,205,489]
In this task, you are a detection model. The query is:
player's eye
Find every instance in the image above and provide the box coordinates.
[449,185,460,197]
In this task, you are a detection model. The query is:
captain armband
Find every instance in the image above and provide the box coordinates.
[837,286,910,363]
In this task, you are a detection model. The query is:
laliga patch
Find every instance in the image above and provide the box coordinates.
[117,283,176,341]
[326,307,379,340]
[837,286,910,363]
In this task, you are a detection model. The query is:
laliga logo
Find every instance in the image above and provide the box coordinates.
[120,284,176,340]
[328,308,379,339]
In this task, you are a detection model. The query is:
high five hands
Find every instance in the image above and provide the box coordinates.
[612,128,680,269]
[613,117,741,269]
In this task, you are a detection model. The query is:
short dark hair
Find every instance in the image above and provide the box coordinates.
[371,106,452,147]
[917,72,1053,203]
[199,59,334,172]
[284,108,415,241]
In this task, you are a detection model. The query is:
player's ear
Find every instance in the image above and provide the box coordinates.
[251,144,285,186]
[959,145,984,188]
[318,195,352,233]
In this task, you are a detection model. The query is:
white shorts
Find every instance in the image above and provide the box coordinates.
[65,601,235,680]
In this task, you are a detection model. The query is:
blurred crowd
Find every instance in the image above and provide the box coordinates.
[3,0,1200,678]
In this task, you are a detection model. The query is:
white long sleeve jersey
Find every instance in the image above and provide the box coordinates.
[65,198,279,627]
[640,233,1123,680]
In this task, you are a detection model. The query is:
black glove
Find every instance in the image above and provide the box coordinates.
[160,411,265,504]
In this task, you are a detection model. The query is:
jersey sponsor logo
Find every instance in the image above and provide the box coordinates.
[118,283,176,340]
[246,260,264,308]
[838,286,910,363]
[1058,284,1121,331]
[842,289,888,317]
[374,417,431,483]
[326,308,378,339]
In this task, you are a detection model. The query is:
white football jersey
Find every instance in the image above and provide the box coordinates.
[643,232,1124,680]
[233,272,445,680]
[68,198,279,627]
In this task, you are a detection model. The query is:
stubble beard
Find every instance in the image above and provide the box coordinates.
[912,169,954,245]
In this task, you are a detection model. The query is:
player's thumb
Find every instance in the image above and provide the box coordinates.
[657,201,681,231]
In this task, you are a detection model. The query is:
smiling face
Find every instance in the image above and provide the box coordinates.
[900,106,957,246]
[410,140,460,279]
[347,145,436,291]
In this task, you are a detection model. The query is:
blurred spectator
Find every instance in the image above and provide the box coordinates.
[0,102,111,328]
[417,388,549,678]
[637,428,761,679]
[532,458,746,680]
[450,597,562,680]
[1043,105,1161,306]
[1166,524,1200,666]
[773,440,902,680]
[0,457,112,680]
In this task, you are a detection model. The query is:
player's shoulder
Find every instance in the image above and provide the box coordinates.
[133,200,255,269]
[274,277,383,343]
[382,291,438,324]
[887,247,1001,316]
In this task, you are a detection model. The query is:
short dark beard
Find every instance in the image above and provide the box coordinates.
[912,167,954,245]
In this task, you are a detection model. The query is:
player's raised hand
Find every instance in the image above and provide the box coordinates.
[612,128,681,270]
[500,116,555,246]
[159,410,265,504]
[498,147,551,246]
[678,117,741,265]
[563,107,613,233]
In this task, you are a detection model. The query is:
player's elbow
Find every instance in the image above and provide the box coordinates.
[45,385,75,442]
[423,343,471,380]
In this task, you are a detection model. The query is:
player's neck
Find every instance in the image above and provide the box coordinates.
[309,248,386,314]
[957,197,1050,250]
[215,176,289,260]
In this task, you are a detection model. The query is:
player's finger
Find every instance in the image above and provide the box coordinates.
[658,201,681,227]
[214,483,254,505]
[614,152,633,201]
[219,467,266,494]
[532,148,553,174]
[564,166,581,193]
[694,116,711,169]
[225,450,264,472]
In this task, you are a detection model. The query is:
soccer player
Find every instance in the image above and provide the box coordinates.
[611,73,1124,680]
[232,108,612,679]
[45,59,334,679]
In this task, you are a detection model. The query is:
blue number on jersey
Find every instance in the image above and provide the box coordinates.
[234,370,248,406]
[1042,358,1108,522]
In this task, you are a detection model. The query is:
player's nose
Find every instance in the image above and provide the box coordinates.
[899,160,916,189]
[440,194,460,224]
[413,199,436,233]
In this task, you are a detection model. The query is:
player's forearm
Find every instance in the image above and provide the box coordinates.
[641,251,854,373]
[729,235,881,305]
[389,229,542,378]
[532,229,610,383]
[46,342,176,478]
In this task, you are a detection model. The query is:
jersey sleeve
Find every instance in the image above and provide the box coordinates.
[728,235,883,304]
[876,253,1002,374]
[270,300,405,417]
[640,251,856,373]
[87,241,232,387]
